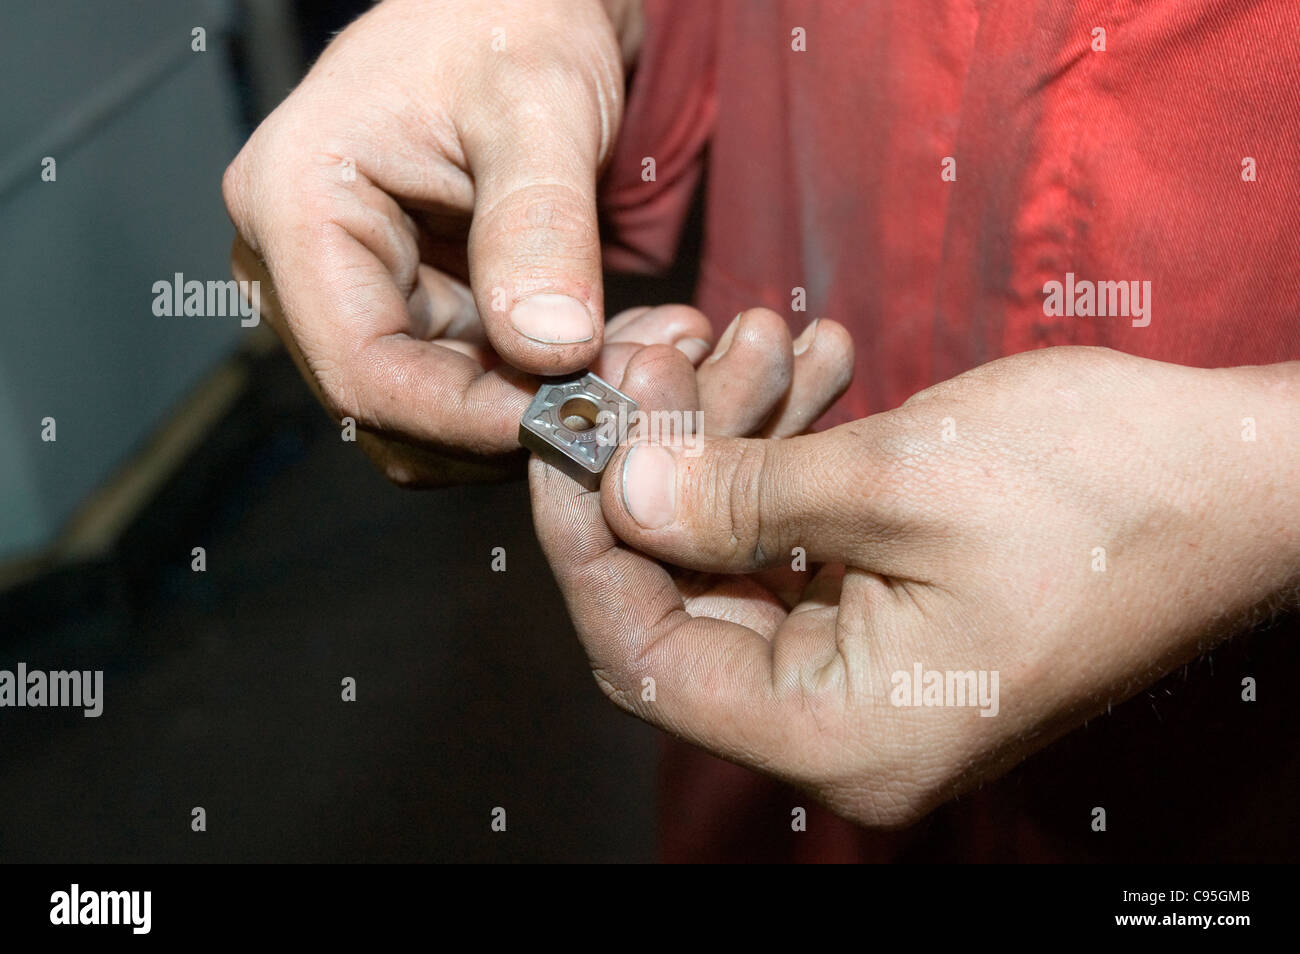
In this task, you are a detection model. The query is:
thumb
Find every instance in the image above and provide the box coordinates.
[465,117,606,375]
[600,430,865,573]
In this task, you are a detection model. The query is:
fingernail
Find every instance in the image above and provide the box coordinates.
[621,444,677,529]
[793,319,820,356]
[707,313,743,362]
[509,294,595,344]
[674,337,712,364]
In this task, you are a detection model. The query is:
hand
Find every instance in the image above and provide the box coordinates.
[529,300,855,648]
[531,346,1300,826]
[222,0,644,484]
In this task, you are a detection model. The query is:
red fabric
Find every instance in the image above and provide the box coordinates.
[599,0,1300,862]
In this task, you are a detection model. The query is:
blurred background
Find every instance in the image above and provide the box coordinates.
[3,1,1295,865]
[0,0,688,862]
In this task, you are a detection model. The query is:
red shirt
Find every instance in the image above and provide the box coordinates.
[599,0,1300,862]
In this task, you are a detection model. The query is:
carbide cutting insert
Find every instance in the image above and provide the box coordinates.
[519,371,638,490]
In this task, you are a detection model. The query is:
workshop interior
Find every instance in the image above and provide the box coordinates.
[1,0,1296,870]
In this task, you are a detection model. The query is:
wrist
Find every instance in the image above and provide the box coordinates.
[1225,360,1300,559]
[1188,360,1300,625]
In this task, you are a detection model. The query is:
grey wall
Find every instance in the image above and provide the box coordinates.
[1,0,248,559]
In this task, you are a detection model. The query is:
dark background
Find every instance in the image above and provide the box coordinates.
[1,347,663,862]
[1,0,1295,865]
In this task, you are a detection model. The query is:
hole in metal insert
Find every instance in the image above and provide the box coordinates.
[559,396,601,432]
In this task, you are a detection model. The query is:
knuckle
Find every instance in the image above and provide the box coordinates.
[377,459,423,490]
[311,358,363,425]
[499,181,595,238]
[220,153,249,223]
[487,59,589,124]
[494,80,562,128]
[361,449,418,489]
[622,343,687,392]
[836,416,932,522]
[279,182,346,236]
[589,666,639,716]
[714,440,770,569]
[356,434,432,490]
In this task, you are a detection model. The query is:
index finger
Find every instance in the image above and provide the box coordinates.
[230,172,533,453]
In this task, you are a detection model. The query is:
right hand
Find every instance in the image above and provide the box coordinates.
[221,0,648,484]
[533,345,1300,827]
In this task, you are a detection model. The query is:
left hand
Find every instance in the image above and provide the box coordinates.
[530,345,1300,826]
